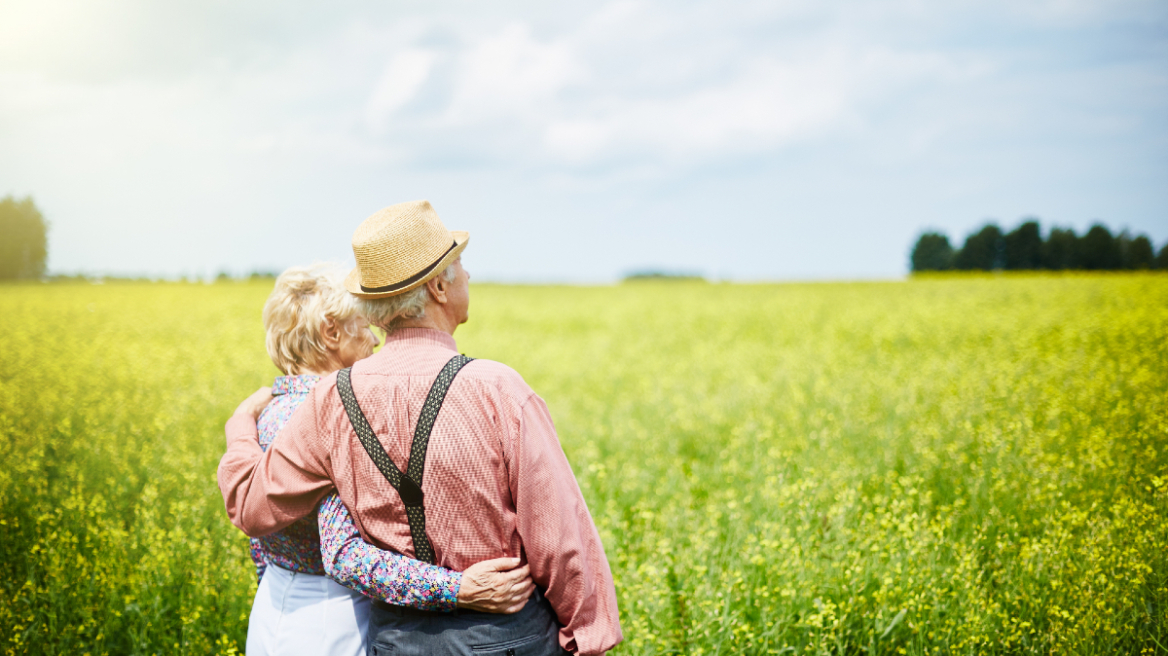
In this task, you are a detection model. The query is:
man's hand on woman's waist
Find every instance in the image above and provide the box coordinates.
[456,557,535,614]
[233,387,274,422]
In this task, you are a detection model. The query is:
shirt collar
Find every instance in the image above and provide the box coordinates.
[382,327,458,352]
[272,374,321,396]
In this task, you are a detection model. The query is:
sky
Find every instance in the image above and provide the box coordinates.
[1,0,1166,281]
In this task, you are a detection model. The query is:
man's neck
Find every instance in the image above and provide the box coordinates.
[394,308,457,336]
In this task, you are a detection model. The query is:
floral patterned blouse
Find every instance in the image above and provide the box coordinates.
[250,374,460,611]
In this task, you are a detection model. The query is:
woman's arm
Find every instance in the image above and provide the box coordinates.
[249,538,267,583]
[318,493,461,611]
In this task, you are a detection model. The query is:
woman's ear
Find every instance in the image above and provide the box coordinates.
[321,317,342,351]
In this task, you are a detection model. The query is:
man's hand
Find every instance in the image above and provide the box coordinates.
[233,387,274,421]
[456,557,534,614]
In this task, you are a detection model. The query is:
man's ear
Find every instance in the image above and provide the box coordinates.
[426,274,448,304]
[321,317,342,350]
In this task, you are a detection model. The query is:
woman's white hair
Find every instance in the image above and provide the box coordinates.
[358,264,457,333]
[263,263,366,375]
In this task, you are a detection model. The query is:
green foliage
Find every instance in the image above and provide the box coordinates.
[954,224,1005,271]
[1044,227,1080,270]
[1,276,1167,655]
[0,196,48,280]
[1078,224,1120,270]
[1124,235,1156,270]
[1004,221,1043,270]
[909,233,953,272]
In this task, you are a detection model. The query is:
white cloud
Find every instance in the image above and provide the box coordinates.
[364,49,437,134]
[540,55,854,163]
[444,24,579,124]
[327,2,981,170]
[2,0,1097,174]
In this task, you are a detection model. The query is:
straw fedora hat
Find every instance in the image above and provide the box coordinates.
[344,200,469,299]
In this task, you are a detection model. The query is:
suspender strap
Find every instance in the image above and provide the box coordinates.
[336,354,474,564]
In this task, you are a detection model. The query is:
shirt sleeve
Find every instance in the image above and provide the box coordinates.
[510,394,623,656]
[217,386,336,538]
[317,492,461,611]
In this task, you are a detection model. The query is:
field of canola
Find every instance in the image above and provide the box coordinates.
[0,274,1166,655]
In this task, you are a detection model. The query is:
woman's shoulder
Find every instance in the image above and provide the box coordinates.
[257,375,322,446]
[272,374,322,396]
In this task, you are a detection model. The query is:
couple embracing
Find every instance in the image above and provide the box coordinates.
[217,200,622,655]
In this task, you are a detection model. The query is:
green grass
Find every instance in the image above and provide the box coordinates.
[1,274,1166,655]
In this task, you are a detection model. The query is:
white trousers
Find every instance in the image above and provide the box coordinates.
[246,564,371,656]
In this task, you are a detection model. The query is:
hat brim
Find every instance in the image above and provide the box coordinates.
[344,231,469,299]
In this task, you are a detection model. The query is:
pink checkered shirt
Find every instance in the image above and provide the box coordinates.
[218,328,622,655]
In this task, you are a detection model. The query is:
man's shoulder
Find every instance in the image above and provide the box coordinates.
[306,369,341,398]
[460,358,536,402]
[295,370,340,420]
[348,350,536,404]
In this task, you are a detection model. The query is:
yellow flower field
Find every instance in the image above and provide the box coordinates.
[0,274,1165,655]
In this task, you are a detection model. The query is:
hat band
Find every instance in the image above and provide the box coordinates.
[359,240,458,294]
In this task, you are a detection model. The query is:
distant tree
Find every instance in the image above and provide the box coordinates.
[1156,243,1168,270]
[1043,227,1079,270]
[1079,223,1121,270]
[623,270,705,282]
[0,195,48,279]
[1004,220,1043,270]
[910,232,954,272]
[1119,233,1155,270]
[954,224,1004,271]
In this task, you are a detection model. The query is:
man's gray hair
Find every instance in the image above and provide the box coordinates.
[357,264,457,332]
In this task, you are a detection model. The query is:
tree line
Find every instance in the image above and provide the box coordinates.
[911,220,1167,272]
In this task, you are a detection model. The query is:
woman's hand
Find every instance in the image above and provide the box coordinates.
[456,557,534,614]
[233,387,274,421]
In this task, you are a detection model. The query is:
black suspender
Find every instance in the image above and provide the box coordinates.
[335,354,474,564]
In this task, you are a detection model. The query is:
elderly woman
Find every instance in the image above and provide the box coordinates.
[245,263,533,656]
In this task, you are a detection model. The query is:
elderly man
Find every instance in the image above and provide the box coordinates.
[218,200,622,656]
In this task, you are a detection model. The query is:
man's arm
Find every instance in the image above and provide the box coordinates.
[512,394,623,656]
[217,386,335,537]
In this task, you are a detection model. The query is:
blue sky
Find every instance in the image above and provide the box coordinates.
[2,0,1165,281]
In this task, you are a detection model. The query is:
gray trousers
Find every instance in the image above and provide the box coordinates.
[367,589,570,656]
